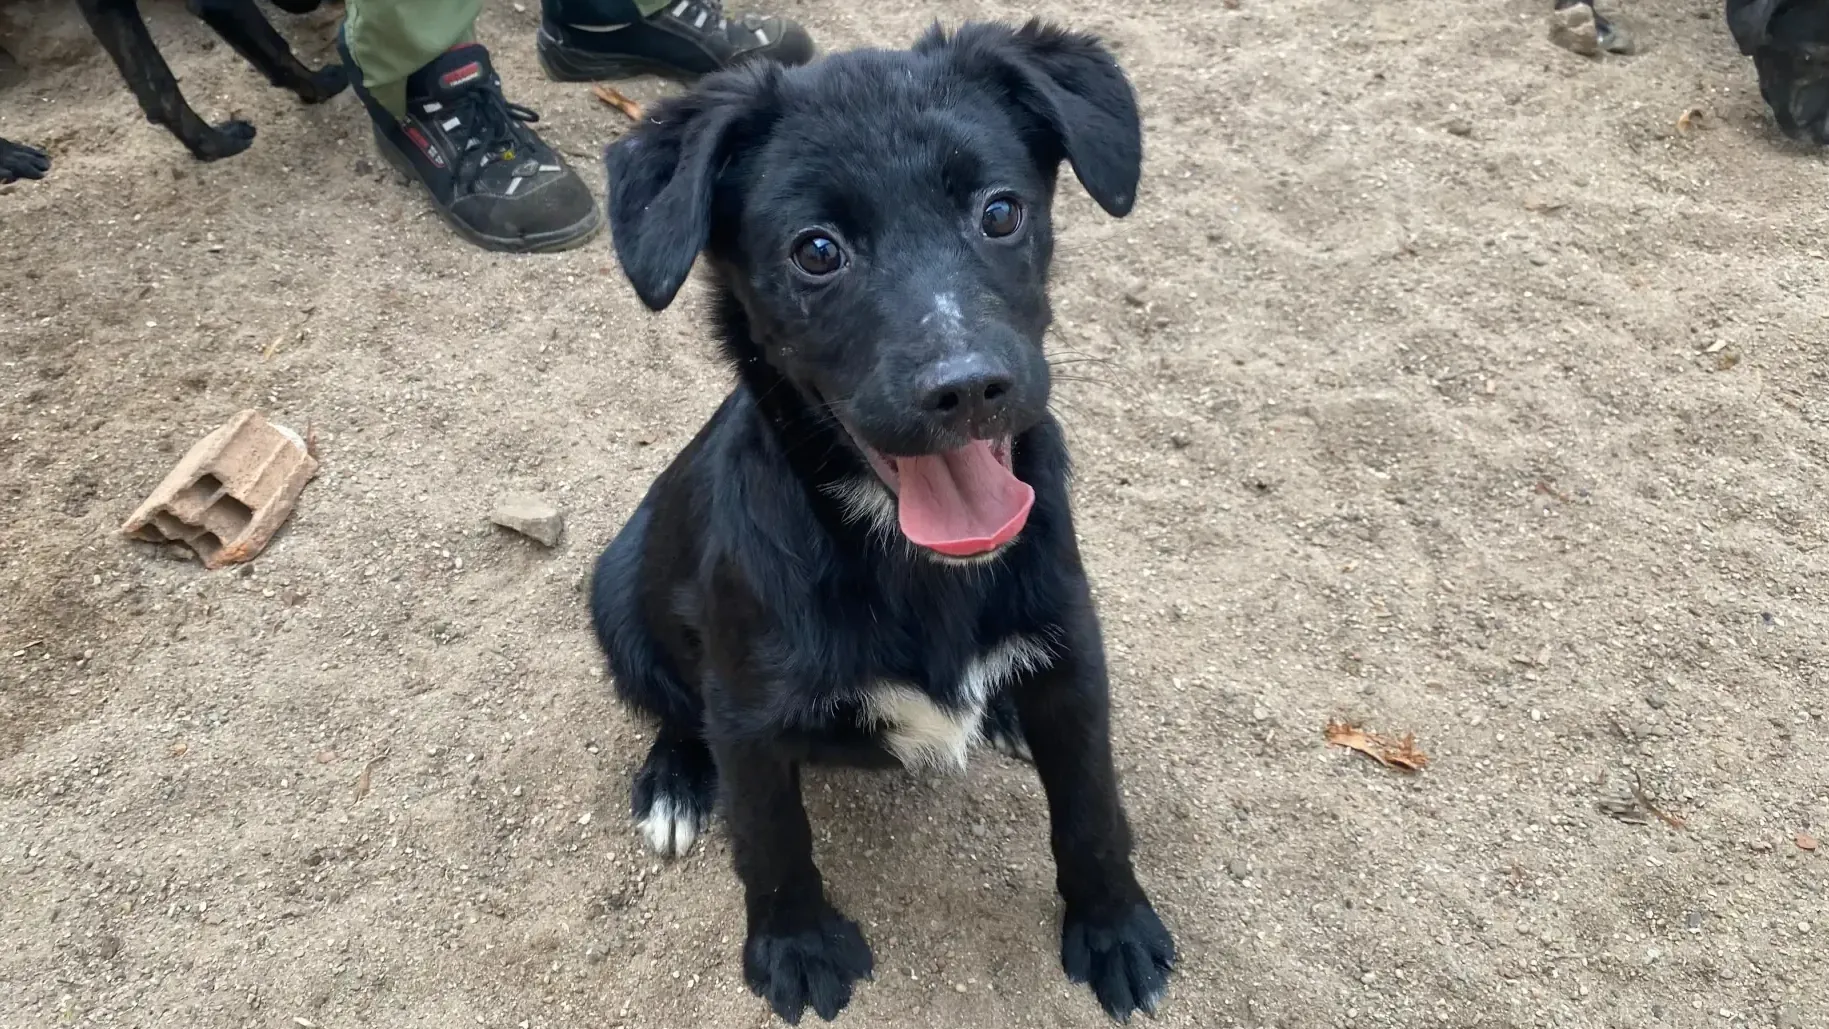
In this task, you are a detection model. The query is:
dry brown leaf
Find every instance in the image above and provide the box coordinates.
[1676,108,1703,135]
[592,84,644,122]
[1324,719,1429,772]
[1535,479,1573,504]
[1630,770,1687,830]
[1799,833,1820,852]
[354,750,389,801]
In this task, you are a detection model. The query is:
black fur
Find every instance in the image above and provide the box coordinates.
[1728,0,1829,143]
[591,19,1172,1024]
[74,0,347,161]
[0,137,50,182]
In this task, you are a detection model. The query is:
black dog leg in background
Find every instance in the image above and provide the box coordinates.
[714,734,874,1024]
[1013,624,1176,1020]
[75,0,257,160]
[186,0,349,104]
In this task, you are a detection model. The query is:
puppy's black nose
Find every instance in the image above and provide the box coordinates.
[917,354,1013,430]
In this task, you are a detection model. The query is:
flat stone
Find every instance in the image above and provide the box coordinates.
[490,494,565,547]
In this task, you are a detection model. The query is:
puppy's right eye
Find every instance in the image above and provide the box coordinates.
[791,234,844,278]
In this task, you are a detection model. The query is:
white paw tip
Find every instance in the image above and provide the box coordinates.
[637,799,701,858]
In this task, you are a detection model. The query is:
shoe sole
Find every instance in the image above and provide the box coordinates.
[536,28,705,85]
[371,126,602,254]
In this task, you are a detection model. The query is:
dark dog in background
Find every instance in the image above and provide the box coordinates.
[1729,0,1829,142]
[73,0,346,160]
[592,18,1173,1025]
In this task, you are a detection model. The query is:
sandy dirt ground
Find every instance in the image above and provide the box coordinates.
[2,0,1826,1026]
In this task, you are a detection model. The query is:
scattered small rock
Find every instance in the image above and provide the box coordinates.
[1549,3,1602,56]
[1777,1002,1802,1029]
[490,494,565,547]
[1798,833,1819,852]
[1645,692,1667,710]
[1227,858,1250,881]
[96,935,121,960]
[1446,118,1473,137]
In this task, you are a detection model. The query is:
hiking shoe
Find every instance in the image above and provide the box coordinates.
[537,0,814,83]
[339,36,600,253]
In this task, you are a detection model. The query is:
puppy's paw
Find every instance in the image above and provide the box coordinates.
[1061,901,1176,1022]
[192,121,257,161]
[631,734,716,858]
[743,906,874,1024]
[299,64,350,104]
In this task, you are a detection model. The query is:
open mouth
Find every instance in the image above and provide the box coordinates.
[827,409,1035,558]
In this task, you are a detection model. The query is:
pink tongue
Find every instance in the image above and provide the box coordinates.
[895,441,1036,557]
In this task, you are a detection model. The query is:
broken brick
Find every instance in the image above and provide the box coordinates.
[120,409,319,569]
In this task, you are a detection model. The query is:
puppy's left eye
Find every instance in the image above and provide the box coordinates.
[791,234,845,277]
[981,197,1023,239]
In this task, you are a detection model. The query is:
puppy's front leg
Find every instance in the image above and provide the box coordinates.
[1015,622,1175,1021]
[714,736,873,1024]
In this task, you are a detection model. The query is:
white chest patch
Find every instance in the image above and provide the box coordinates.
[860,635,1053,773]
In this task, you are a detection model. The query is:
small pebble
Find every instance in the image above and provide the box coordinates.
[490,494,566,548]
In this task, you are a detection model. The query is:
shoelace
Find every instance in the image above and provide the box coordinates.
[449,82,543,188]
[669,0,730,32]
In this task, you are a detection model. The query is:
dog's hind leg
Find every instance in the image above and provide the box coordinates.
[74,0,256,160]
[980,689,1033,763]
[186,0,349,104]
[590,505,716,858]
[631,722,716,858]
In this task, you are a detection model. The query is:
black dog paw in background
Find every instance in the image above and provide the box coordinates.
[1729,0,1829,143]
[0,137,50,183]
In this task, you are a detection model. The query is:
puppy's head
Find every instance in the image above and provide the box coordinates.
[1729,0,1829,142]
[605,20,1142,559]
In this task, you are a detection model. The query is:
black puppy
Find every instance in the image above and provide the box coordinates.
[1,138,50,182]
[1729,0,1829,142]
[591,18,1173,1025]
[75,0,346,160]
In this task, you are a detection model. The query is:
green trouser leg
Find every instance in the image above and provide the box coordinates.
[342,0,483,116]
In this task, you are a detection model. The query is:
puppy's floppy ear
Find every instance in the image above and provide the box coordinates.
[929,19,1143,217]
[1728,0,1785,55]
[604,67,775,311]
